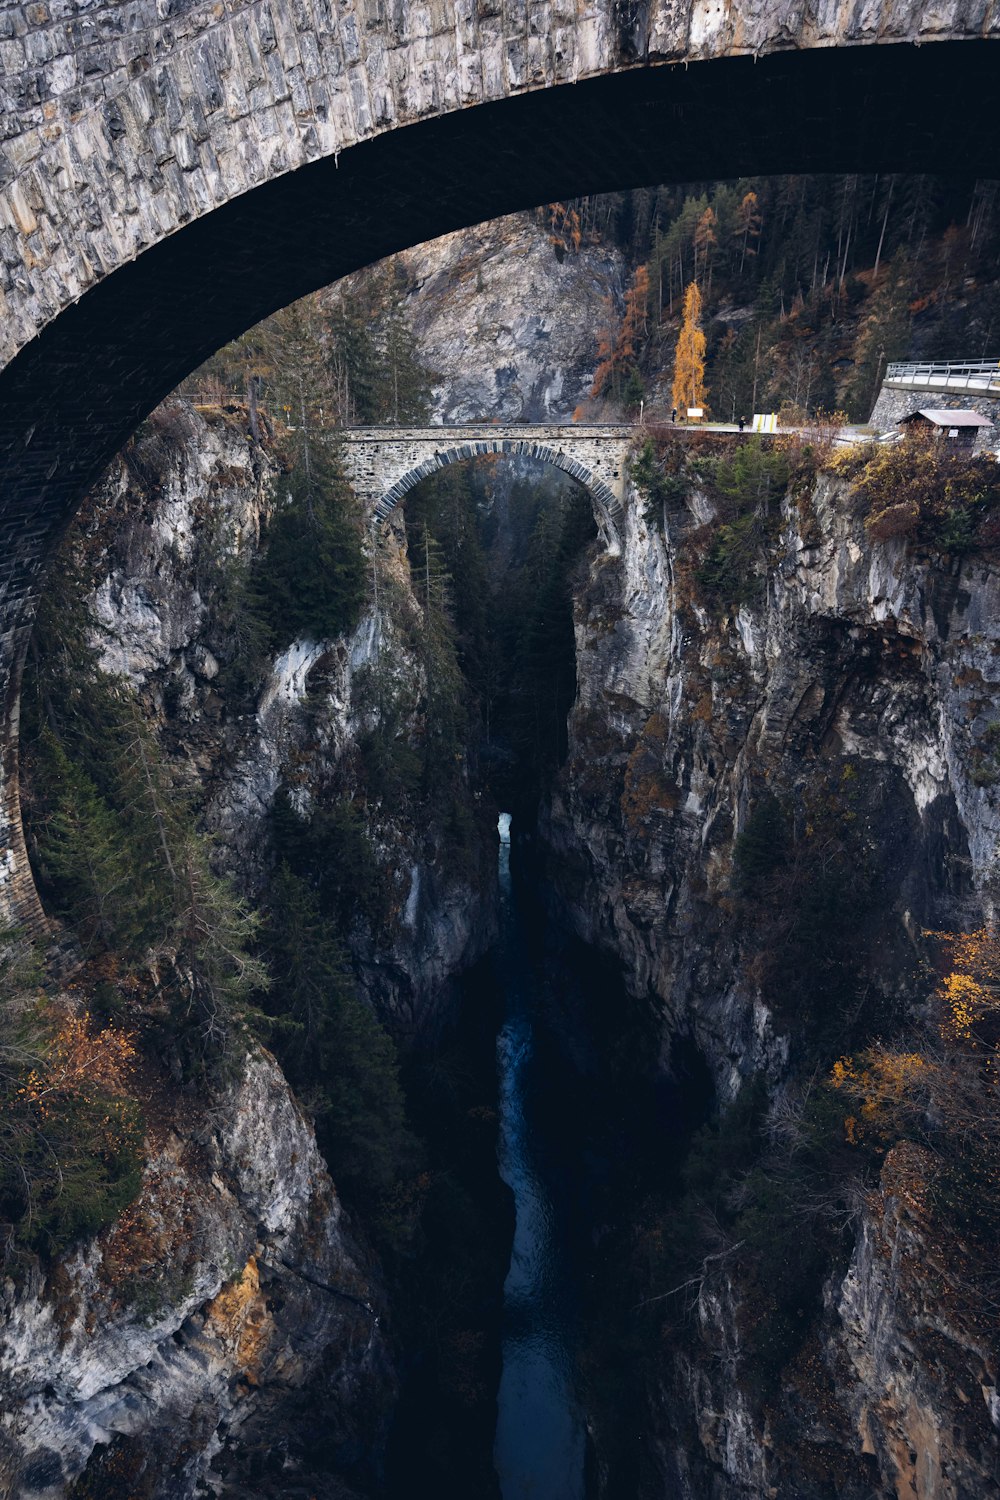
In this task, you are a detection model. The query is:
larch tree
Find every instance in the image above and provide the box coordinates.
[671,281,708,417]
[735,190,763,273]
[693,205,718,292]
[590,264,651,406]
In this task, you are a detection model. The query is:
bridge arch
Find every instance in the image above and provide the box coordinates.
[0,11,998,931]
[339,427,631,548]
[375,439,625,546]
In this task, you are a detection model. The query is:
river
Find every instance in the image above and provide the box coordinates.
[493,812,587,1500]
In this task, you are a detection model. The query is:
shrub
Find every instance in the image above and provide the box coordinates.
[839,439,1000,550]
[630,438,687,525]
[271,788,388,933]
[695,440,789,609]
[733,794,788,895]
[0,1007,144,1261]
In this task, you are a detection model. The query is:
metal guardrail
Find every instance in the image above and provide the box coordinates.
[885,359,1000,391]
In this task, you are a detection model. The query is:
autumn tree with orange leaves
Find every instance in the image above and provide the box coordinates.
[590,264,650,407]
[671,281,708,418]
[0,993,144,1262]
[547,202,583,259]
[829,924,1000,1244]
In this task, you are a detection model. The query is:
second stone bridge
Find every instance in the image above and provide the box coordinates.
[338,425,635,548]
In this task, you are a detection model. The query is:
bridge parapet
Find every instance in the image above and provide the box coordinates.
[338,425,636,548]
[884,361,1000,396]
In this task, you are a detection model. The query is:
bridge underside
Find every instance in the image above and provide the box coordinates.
[3,43,1000,582]
[1,39,1000,932]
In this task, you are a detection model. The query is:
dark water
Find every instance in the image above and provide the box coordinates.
[493,813,587,1500]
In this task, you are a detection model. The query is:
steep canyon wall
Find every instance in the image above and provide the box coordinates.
[541,451,1000,1497]
[1,396,496,1494]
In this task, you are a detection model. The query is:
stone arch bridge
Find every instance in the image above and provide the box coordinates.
[0,0,998,933]
[340,425,633,545]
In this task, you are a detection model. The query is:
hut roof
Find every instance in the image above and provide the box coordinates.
[900,408,994,428]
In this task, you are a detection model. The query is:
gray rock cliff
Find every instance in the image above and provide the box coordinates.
[541,448,1000,1496]
[0,1048,389,1498]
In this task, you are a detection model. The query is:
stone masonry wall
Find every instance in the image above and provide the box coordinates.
[0,3,994,373]
[339,423,633,538]
[870,380,1000,444]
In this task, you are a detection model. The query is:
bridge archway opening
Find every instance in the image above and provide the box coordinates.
[366,439,626,551]
[2,36,1000,931]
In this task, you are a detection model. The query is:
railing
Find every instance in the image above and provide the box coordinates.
[885,359,1000,392]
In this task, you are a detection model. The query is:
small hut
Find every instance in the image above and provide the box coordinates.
[898,408,994,450]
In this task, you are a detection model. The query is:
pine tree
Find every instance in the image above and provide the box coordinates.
[381,300,433,424]
[411,524,467,806]
[671,281,709,417]
[259,444,366,650]
[31,731,148,955]
[261,864,420,1237]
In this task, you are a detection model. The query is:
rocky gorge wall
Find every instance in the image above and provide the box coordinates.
[0,1045,391,1500]
[540,448,1000,1496]
[382,213,624,426]
[74,399,495,1031]
[10,193,1000,1498]
[0,392,499,1495]
[0,203,614,1498]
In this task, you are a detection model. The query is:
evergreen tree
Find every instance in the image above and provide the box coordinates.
[261,864,421,1241]
[259,443,366,650]
[326,293,385,424]
[29,731,153,956]
[23,569,266,1076]
[380,299,433,423]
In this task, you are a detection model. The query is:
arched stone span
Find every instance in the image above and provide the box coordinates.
[339,426,633,548]
[0,6,998,933]
[1,8,997,376]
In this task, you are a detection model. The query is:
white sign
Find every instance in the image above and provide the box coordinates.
[752,413,777,434]
[687,407,704,419]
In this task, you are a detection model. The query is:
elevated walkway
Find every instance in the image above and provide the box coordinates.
[884,360,1000,396]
